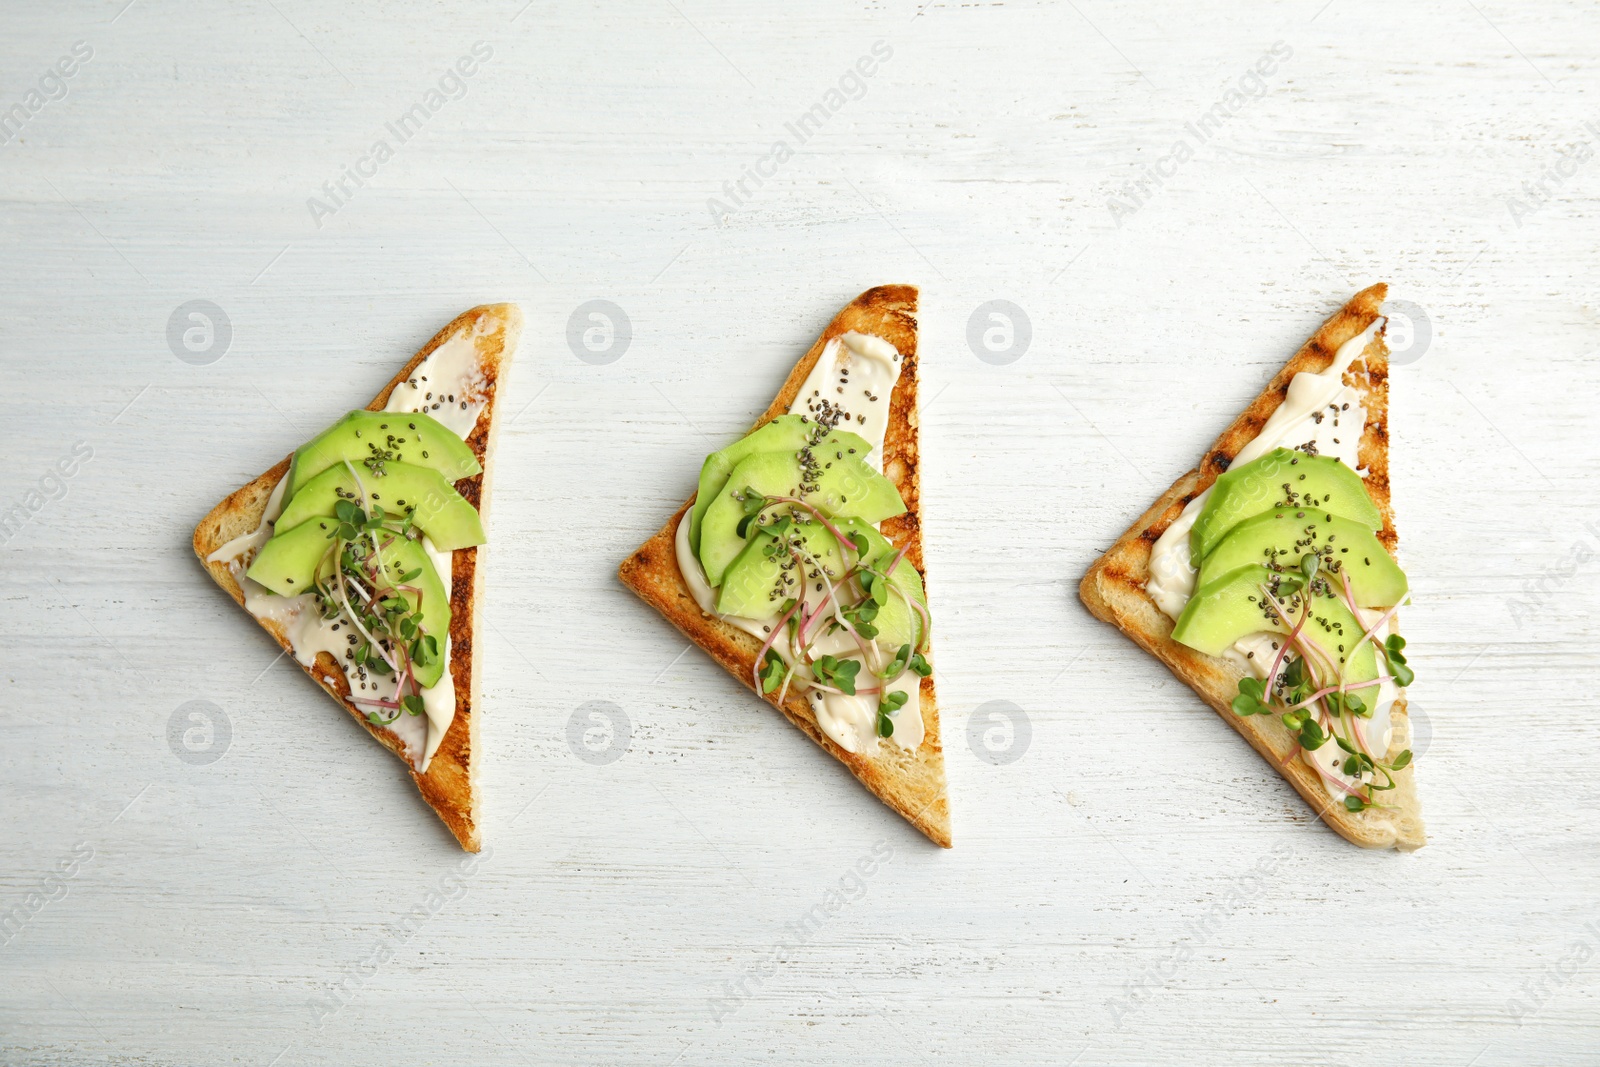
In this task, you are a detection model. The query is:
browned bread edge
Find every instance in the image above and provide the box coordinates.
[1078,284,1425,851]
[618,285,952,848]
[190,304,521,852]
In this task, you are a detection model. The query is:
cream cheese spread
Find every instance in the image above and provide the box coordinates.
[209,324,490,771]
[673,331,925,756]
[1145,317,1401,795]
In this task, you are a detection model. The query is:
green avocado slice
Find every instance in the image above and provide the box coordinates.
[1191,448,1380,562]
[1197,509,1407,608]
[715,519,844,618]
[838,518,927,654]
[287,410,480,500]
[689,416,870,555]
[697,449,904,587]
[373,537,451,690]
[1171,563,1378,710]
[277,460,485,550]
[245,517,338,595]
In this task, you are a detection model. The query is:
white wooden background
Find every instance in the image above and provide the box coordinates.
[3,1,1597,1064]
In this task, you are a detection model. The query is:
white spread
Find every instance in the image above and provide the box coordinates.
[209,324,490,771]
[674,331,926,756]
[1145,316,1403,794]
[384,330,490,438]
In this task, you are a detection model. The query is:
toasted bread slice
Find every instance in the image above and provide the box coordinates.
[1080,284,1424,850]
[192,304,520,852]
[619,285,951,847]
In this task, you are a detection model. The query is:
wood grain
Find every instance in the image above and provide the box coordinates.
[2,1,1598,1064]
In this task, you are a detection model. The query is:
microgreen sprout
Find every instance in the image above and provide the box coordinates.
[1227,554,1418,809]
[727,490,933,748]
[312,495,438,733]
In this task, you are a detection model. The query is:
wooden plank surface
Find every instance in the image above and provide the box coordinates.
[2,1,1597,1064]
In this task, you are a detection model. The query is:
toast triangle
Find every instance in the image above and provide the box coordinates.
[1079,284,1425,850]
[619,285,952,847]
[192,304,521,852]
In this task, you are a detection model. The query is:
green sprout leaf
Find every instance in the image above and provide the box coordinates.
[1300,553,1321,580]
[1380,634,1415,687]
[1232,676,1270,717]
[1282,657,1306,689]
[1344,795,1368,812]
[909,652,931,677]
[814,655,861,695]
[1298,719,1327,751]
[1390,749,1413,770]
[412,633,439,667]
[758,649,787,694]
[402,694,425,717]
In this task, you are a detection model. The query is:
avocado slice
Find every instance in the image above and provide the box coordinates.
[716,519,844,618]
[246,517,338,595]
[287,410,480,500]
[839,518,927,653]
[277,460,485,550]
[373,536,451,690]
[697,449,905,586]
[689,416,870,555]
[1190,448,1380,562]
[1197,510,1408,608]
[715,515,927,656]
[1171,563,1378,708]
[246,525,450,688]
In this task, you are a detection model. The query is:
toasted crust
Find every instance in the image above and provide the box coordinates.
[191,304,521,852]
[1079,284,1425,851]
[618,285,951,847]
